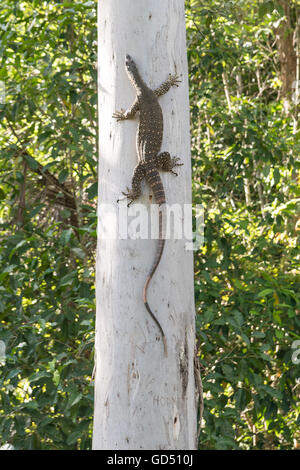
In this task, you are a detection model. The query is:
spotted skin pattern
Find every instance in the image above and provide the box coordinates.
[113,55,183,356]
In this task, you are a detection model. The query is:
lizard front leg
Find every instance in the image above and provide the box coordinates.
[112,97,139,121]
[154,74,181,98]
[154,152,183,176]
[120,162,146,206]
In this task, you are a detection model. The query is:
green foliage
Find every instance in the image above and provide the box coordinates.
[0,0,97,449]
[186,0,300,450]
[0,227,95,449]
[0,0,299,450]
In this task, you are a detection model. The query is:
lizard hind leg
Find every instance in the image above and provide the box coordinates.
[119,161,146,206]
[155,151,184,176]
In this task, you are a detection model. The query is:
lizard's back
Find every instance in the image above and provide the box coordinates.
[137,88,163,161]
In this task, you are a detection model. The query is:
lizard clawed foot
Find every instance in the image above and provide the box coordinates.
[169,73,181,87]
[121,187,139,206]
[169,156,184,175]
[160,155,183,175]
[112,108,127,121]
[117,187,135,204]
[117,194,127,203]
[171,156,184,167]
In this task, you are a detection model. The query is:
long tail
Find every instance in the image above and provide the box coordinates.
[143,170,167,356]
[143,222,167,355]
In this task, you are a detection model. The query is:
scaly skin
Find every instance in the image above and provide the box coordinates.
[113,55,183,356]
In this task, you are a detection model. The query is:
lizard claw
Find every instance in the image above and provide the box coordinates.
[121,187,139,206]
[169,73,181,87]
[112,108,126,121]
[117,187,132,203]
[171,156,184,168]
[122,186,130,197]
[117,194,128,203]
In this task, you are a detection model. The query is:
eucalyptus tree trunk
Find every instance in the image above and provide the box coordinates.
[93,0,197,450]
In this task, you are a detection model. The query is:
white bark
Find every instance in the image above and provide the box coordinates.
[93,0,196,450]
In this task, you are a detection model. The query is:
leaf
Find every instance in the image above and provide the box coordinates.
[60,228,73,245]
[58,169,68,184]
[59,271,77,287]
[53,370,60,386]
[1,391,11,413]
[87,181,98,199]
[9,240,27,260]
[23,153,39,170]
[260,385,282,400]
[253,331,265,338]
[29,371,51,383]
[68,392,83,409]
[221,364,234,380]
[257,288,273,298]
[241,333,250,347]
[71,247,85,259]
[28,204,45,219]
[275,329,283,339]
[66,430,82,446]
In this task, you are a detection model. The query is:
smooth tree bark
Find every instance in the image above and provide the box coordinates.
[93,0,197,450]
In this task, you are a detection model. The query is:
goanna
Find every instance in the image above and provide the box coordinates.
[113,54,183,356]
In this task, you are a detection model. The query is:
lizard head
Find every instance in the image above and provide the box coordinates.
[125,54,138,75]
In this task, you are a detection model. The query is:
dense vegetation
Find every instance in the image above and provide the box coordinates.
[0,0,299,450]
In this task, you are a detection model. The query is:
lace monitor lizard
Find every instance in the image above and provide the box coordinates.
[113,54,182,356]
